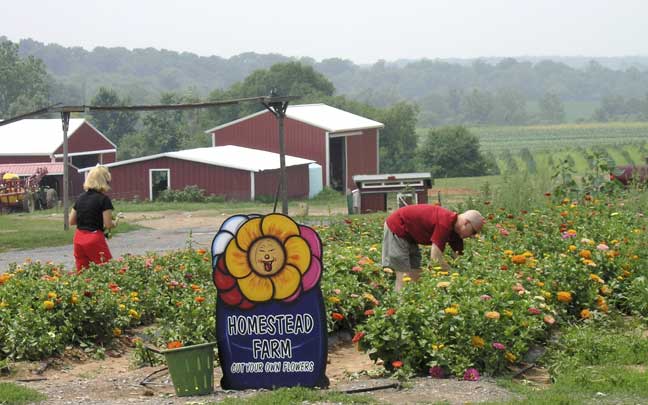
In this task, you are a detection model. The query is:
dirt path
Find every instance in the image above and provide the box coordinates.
[5,340,516,405]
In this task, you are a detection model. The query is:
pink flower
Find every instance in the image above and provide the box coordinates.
[351,265,363,272]
[528,307,541,315]
[499,228,510,236]
[596,244,609,251]
[429,366,445,379]
[492,342,506,350]
[480,294,492,301]
[463,368,480,381]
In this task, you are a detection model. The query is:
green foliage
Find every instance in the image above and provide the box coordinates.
[376,102,419,173]
[157,185,225,203]
[418,126,492,177]
[0,40,50,117]
[538,92,565,123]
[89,87,138,144]
[0,382,46,403]
[218,386,376,404]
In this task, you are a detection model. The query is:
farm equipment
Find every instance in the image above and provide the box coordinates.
[0,167,53,213]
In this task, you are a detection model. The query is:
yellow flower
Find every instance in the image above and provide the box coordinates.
[543,291,552,300]
[328,296,341,304]
[471,336,485,348]
[556,291,572,303]
[523,251,534,257]
[128,309,140,319]
[432,343,445,351]
[47,292,57,299]
[444,307,459,316]
[485,311,500,320]
[130,292,139,298]
[113,328,122,337]
[503,310,513,317]
[119,304,126,311]
[131,296,140,302]
[402,276,412,282]
[225,214,311,302]
[70,294,78,304]
[505,352,517,362]
[568,245,577,252]
[0,301,8,308]
[436,281,451,289]
[437,271,449,276]
[43,300,55,310]
[599,285,612,295]
[503,250,514,256]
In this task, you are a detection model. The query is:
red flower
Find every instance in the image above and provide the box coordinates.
[331,312,345,321]
[385,308,396,317]
[364,309,375,316]
[352,331,365,343]
[391,360,403,369]
[528,307,542,315]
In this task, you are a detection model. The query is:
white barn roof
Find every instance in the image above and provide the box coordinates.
[0,118,86,155]
[205,103,384,134]
[79,145,315,173]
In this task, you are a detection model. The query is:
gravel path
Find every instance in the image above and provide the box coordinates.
[0,227,217,273]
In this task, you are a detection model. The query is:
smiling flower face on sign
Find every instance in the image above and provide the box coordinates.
[213,213,322,307]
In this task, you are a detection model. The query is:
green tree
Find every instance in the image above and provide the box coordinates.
[417,126,490,177]
[376,102,419,173]
[90,87,138,144]
[139,93,187,155]
[0,40,50,117]
[538,92,565,123]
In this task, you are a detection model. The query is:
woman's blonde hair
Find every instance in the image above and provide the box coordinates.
[84,165,111,193]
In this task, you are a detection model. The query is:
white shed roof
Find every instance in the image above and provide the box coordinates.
[205,103,384,134]
[0,118,87,155]
[79,145,315,173]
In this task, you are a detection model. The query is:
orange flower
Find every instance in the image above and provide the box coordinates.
[485,311,500,320]
[511,255,526,265]
[167,341,183,349]
[331,312,345,321]
[391,360,403,369]
[196,248,207,255]
[195,296,206,303]
[579,250,592,260]
[580,309,591,319]
[556,291,572,303]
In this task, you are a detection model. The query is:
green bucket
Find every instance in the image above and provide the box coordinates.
[163,342,217,397]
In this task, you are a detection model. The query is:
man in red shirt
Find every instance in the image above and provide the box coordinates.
[382,205,485,290]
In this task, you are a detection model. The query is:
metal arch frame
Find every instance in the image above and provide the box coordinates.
[0,94,300,229]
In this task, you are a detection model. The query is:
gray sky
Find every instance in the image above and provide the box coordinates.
[2,0,647,63]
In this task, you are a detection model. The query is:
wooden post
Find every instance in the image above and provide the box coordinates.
[278,113,288,215]
[61,112,70,230]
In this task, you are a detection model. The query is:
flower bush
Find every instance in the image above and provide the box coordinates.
[0,189,645,382]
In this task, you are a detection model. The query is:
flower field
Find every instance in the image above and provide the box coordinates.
[0,191,646,381]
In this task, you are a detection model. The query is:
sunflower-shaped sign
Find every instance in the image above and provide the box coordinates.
[212,213,322,308]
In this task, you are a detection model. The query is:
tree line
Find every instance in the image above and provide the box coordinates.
[0,39,494,178]
[6,37,648,126]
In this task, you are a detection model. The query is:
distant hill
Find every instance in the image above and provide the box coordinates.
[7,36,648,126]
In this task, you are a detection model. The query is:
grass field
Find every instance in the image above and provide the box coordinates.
[0,213,140,253]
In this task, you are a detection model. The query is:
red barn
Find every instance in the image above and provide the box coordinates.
[80,146,314,201]
[0,118,116,167]
[206,104,384,191]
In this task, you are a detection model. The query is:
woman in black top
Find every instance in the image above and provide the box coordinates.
[70,165,114,272]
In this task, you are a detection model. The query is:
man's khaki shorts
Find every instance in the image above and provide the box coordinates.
[381,223,422,272]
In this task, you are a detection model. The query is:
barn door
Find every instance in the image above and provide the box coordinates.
[149,169,170,200]
[329,136,346,192]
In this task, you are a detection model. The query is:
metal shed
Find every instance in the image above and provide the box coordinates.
[352,173,433,213]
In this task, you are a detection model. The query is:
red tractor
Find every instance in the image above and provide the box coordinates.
[0,167,51,213]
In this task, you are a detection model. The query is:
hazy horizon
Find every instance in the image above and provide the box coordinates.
[3,0,648,64]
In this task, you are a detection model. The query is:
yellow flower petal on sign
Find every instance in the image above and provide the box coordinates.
[285,236,311,273]
[271,265,301,300]
[238,272,273,302]
[225,240,252,278]
[261,214,299,242]
[236,217,263,251]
